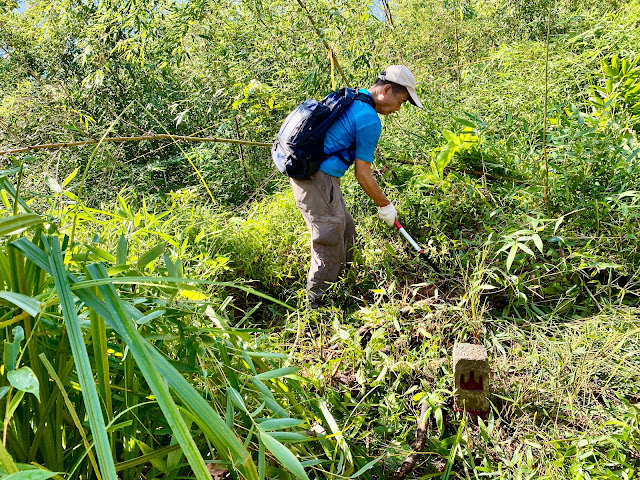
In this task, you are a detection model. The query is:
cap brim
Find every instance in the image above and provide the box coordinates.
[407,86,423,109]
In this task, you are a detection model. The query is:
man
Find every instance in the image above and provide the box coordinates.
[291,65,423,308]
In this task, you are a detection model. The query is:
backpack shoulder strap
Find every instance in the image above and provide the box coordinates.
[353,90,376,109]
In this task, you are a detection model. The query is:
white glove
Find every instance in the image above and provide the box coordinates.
[377,202,397,227]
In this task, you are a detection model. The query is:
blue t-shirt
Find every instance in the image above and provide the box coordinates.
[319,89,381,178]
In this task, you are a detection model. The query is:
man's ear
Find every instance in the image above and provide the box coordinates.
[382,84,393,96]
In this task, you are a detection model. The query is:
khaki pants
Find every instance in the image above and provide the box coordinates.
[291,171,355,304]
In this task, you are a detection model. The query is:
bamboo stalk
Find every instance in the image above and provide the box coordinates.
[454,1,461,90]
[295,0,350,88]
[542,0,552,206]
[381,0,394,27]
[0,134,272,157]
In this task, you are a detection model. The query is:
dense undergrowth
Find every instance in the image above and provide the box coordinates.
[1,0,640,479]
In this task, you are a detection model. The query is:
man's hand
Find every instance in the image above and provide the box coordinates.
[377,203,397,227]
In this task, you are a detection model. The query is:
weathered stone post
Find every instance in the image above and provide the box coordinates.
[452,343,490,416]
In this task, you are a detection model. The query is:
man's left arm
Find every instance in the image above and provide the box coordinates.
[354,159,397,226]
[354,159,389,207]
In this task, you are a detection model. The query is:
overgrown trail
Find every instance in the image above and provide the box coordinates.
[1,0,640,479]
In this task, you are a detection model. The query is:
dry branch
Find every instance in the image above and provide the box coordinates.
[388,401,430,480]
[0,134,272,157]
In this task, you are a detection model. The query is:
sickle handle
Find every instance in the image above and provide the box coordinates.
[394,219,422,253]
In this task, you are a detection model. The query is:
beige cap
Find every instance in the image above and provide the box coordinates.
[378,65,423,108]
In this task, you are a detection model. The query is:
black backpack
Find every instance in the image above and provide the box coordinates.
[272,87,376,179]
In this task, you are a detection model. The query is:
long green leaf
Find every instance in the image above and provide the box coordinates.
[0,291,41,317]
[443,417,465,480]
[42,236,117,480]
[84,263,212,480]
[116,235,128,265]
[349,455,386,478]
[14,238,260,480]
[90,304,113,424]
[1,179,32,213]
[257,418,304,431]
[506,243,518,271]
[39,353,102,479]
[259,431,309,480]
[253,367,299,381]
[0,214,42,236]
[2,470,60,480]
[70,275,293,310]
[136,241,166,269]
[269,432,312,443]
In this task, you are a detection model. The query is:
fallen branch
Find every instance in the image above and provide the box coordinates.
[388,401,430,480]
[0,134,272,157]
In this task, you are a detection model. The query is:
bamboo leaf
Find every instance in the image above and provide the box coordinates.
[257,418,305,431]
[268,432,311,442]
[532,234,544,253]
[137,242,167,269]
[253,367,299,381]
[136,309,165,325]
[116,235,128,264]
[44,174,62,193]
[497,241,515,254]
[349,454,386,478]
[553,216,564,235]
[164,253,177,277]
[319,399,352,464]
[228,387,248,413]
[259,431,309,480]
[506,243,518,271]
[62,167,80,188]
[117,194,131,218]
[251,378,288,417]
[87,245,116,263]
[246,351,289,359]
[516,242,534,256]
[0,214,42,237]
[452,117,476,128]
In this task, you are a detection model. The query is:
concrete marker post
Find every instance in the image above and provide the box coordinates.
[452,342,490,417]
